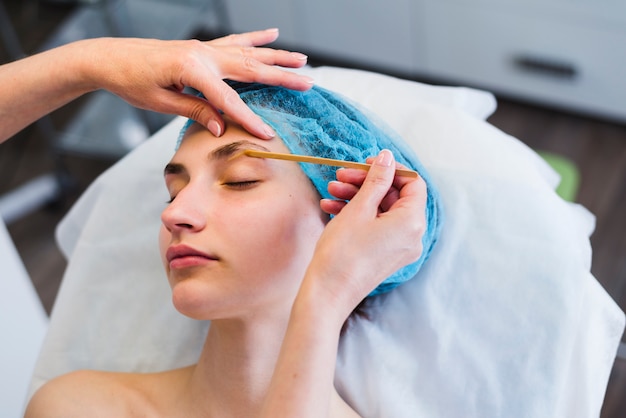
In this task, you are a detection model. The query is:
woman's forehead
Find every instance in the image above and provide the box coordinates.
[179,120,290,155]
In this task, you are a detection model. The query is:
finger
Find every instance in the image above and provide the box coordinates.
[347,150,396,215]
[186,77,275,139]
[327,180,360,201]
[320,199,347,216]
[384,175,427,218]
[329,177,401,213]
[208,28,280,47]
[207,32,312,81]
[133,89,228,136]
[336,165,415,190]
[379,186,401,213]
[364,156,421,190]
[335,168,368,186]
[161,83,270,139]
[219,51,313,91]
[361,156,406,212]
[385,176,428,262]
[235,45,308,67]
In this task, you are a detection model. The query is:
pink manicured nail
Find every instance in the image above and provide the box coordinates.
[208,120,222,137]
[300,75,315,84]
[291,52,308,61]
[264,125,276,138]
[376,150,393,167]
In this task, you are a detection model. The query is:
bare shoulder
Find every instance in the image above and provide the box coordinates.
[24,368,187,418]
[24,370,148,417]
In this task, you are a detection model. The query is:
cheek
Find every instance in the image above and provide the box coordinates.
[230,194,325,276]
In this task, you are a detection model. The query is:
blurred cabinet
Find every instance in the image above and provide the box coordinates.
[226,0,417,74]
[225,0,626,122]
[416,0,626,122]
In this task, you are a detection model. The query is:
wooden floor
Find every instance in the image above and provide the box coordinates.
[2,2,625,416]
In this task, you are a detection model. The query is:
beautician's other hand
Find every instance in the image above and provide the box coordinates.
[88,29,312,139]
[310,150,427,320]
[0,29,312,143]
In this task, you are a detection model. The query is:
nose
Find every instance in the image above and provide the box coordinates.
[161,186,207,234]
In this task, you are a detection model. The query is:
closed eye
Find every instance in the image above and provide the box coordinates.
[223,180,260,189]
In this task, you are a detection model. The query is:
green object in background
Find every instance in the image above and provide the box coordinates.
[538,151,581,202]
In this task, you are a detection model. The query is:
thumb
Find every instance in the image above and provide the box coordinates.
[351,149,396,212]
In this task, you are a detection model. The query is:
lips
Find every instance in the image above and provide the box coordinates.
[166,244,217,269]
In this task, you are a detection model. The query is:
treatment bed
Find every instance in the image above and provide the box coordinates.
[28,66,624,417]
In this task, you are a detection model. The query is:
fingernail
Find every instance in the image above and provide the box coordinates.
[301,75,315,84]
[208,120,221,137]
[291,52,308,61]
[376,149,393,167]
[266,28,279,33]
[264,125,276,138]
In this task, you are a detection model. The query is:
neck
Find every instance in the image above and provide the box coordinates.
[186,315,290,418]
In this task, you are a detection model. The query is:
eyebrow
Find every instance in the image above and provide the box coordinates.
[210,140,271,161]
[163,140,272,177]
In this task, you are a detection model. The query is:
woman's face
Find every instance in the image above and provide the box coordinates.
[159,120,328,321]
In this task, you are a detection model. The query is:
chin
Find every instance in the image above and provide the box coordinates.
[170,277,225,320]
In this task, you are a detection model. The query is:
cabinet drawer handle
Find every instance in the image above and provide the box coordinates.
[513,55,578,80]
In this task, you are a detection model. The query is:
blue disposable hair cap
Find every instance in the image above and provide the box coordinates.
[177,82,443,297]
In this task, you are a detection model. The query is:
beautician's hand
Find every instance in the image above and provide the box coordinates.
[261,150,426,417]
[0,29,312,143]
[312,149,427,318]
[88,30,313,139]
